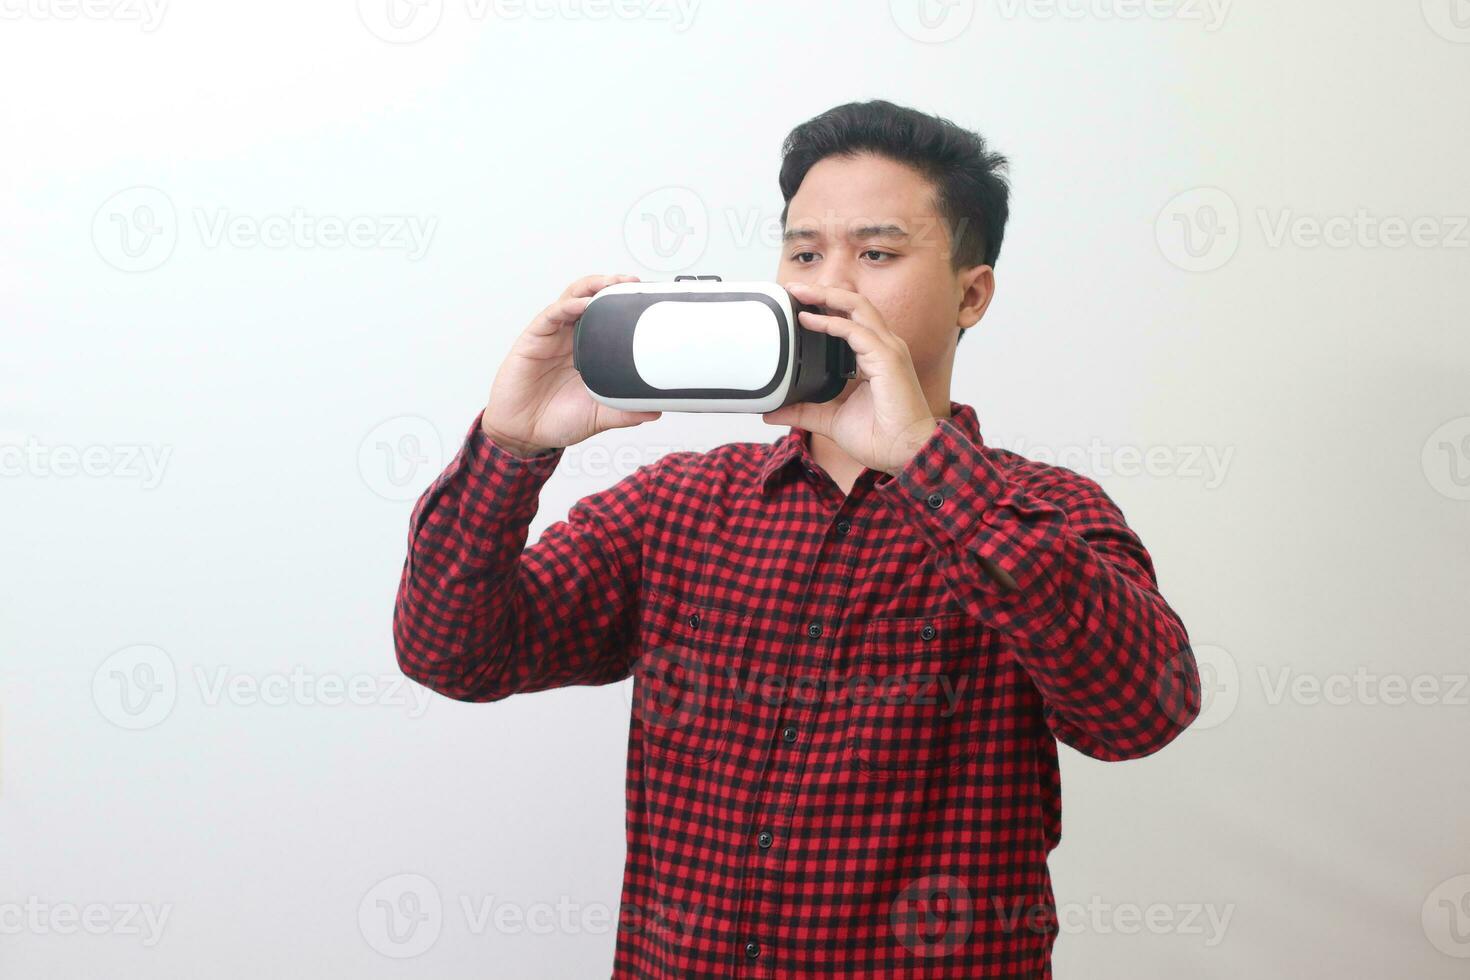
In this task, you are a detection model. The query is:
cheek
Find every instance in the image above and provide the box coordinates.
[888,294,958,364]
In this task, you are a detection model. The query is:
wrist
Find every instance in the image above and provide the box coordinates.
[479,414,552,459]
[884,416,940,476]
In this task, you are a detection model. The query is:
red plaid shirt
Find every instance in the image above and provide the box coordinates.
[394,400,1201,979]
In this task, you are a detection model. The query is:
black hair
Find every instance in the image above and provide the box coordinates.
[778,100,1010,344]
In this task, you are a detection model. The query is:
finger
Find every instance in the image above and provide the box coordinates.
[598,408,662,430]
[762,399,835,436]
[527,294,595,337]
[564,273,640,300]
[796,309,893,359]
[785,281,876,322]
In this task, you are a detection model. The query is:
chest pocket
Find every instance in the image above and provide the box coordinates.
[634,588,754,764]
[848,612,991,775]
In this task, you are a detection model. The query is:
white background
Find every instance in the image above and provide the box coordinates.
[2,1,1468,977]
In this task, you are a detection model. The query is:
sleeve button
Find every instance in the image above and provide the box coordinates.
[926,492,945,509]
[687,613,700,629]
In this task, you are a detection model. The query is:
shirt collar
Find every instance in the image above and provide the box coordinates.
[758,400,984,494]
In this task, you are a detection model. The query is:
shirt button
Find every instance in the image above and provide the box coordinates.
[757,831,773,848]
[920,624,937,640]
[835,518,852,535]
[781,726,798,743]
[745,941,761,959]
[806,622,822,639]
[926,491,945,509]
[687,613,700,629]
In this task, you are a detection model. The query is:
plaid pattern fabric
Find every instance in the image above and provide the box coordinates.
[393,400,1201,979]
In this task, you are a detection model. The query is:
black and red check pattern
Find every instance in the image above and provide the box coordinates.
[393,400,1201,979]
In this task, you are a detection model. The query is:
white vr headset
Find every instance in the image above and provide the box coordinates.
[572,275,858,413]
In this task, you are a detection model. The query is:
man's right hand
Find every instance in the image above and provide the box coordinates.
[481,274,662,458]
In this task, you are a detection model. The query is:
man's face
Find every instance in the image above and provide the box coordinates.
[776,152,992,387]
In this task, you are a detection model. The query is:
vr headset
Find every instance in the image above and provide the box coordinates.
[572,275,858,413]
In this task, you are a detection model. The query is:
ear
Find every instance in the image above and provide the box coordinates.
[957,264,995,329]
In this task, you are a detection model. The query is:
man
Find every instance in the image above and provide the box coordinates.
[394,99,1201,978]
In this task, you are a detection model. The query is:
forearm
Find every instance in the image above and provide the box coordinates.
[874,418,1202,760]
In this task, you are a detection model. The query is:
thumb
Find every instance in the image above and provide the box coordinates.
[762,405,801,428]
[600,409,663,430]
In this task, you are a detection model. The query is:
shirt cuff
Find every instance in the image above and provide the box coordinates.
[874,415,1012,547]
[408,412,565,551]
[873,415,1073,616]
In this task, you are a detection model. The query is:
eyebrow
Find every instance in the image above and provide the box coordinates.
[781,223,910,244]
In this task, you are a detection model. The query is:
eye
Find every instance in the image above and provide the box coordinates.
[862,249,894,262]
[791,251,818,264]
